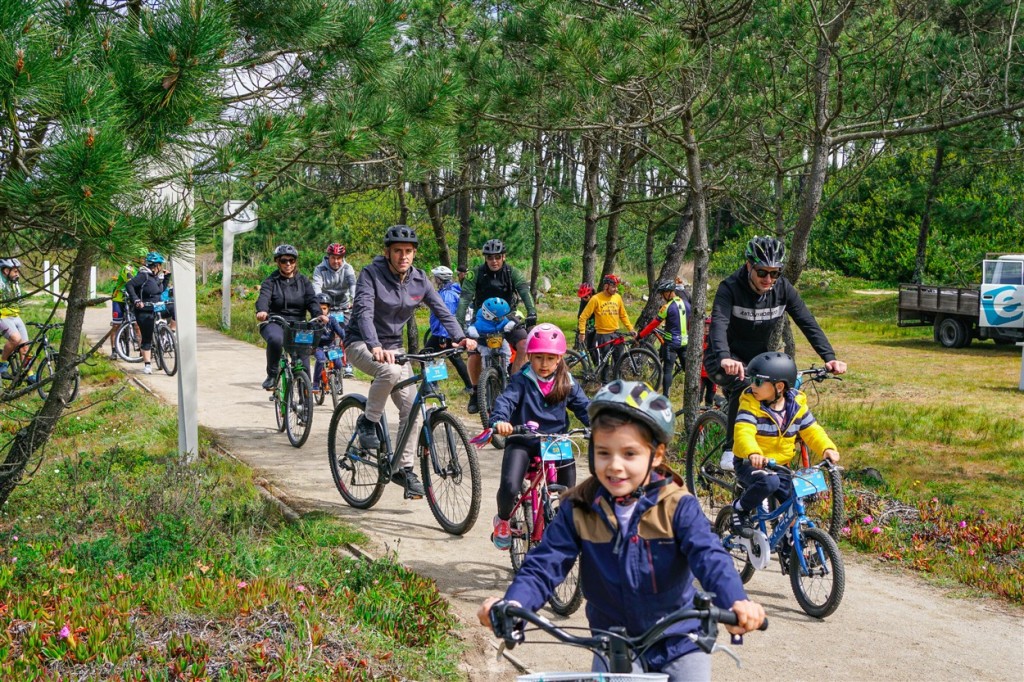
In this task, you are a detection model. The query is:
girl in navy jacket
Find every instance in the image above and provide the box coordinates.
[488,324,589,550]
[479,381,765,680]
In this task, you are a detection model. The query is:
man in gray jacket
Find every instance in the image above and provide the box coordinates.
[345,226,477,497]
[312,243,356,376]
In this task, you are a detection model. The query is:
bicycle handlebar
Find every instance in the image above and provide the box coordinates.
[395,346,465,364]
[510,422,591,439]
[260,314,327,330]
[797,366,842,384]
[27,322,63,331]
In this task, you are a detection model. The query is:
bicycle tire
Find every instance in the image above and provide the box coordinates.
[327,397,386,509]
[274,370,287,433]
[421,410,481,535]
[805,464,845,540]
[329,369,343,409]
[789,526,845,618]
[35,352,81,403]
[114,323,143,363]
[714,505,755,584]
[509,490,534,573]
[313,367,327,406]
[155,326,177,376]
[477,366,506,449]
[546,493,583,616]
[683,409,734,522]
[613,346,662,389]
[285,368,313,448]
[564,349,600,396]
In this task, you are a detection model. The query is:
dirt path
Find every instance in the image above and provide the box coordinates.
[85,305,1024,681]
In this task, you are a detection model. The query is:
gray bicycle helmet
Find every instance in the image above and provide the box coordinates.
[588,380,675,447]
[482,239,505,255]
[746,351,798,389]
[1,257,22,269]
[314,293,332,306]
[655,279,675,293]
[431,265,453,282]
[273,244,299,260]
[745,236,786,268]
[383,225,418,246]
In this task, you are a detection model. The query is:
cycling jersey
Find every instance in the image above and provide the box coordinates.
[111,264,134,303]
[578,291,633,335]
[312,257,356,309]
[0,272,21,318]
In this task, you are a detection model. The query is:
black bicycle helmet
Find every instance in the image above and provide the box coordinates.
[745,236,786,268]
[655,279,675,293]
[314,293,332,306]
[482,239,505,255]
[383,225,418,246]
[273,244,299,260]
[746,351,798,389]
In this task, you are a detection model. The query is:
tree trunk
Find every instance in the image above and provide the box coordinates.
[420,178,452,267]
[457,157,473,272]
[913,140,946,284]
[680,110,709,436]
[600,141,642,279]
[581,133,601,286]
[636,205,693,330]
[529,131,549,301]
[397,177,409,225]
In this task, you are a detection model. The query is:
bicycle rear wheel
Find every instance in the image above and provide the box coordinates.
[327,397,386,509]
[546,493,583,616]
[564,349,600,396]
[313,366,327,406]
[285,368,313,447]
[790,526,845,618]
[714,505,755,584]
[114,323,142,363]
[329,369,343,408]
[683,409,734,522]
[613,346,662,389]
[421,410,481,535]
[804,464,845,540]
[154,325,177,376]
[477,366,506,449]
[35,352,81,403]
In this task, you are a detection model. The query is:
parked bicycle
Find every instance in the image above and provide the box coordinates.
[682,365,845,538]
[488,591,767,676]
[260,315,321,448]
[472,422,589,616]
[475,328,514,450]
[564,331,660,396]
[1,322,80,403]
[714,461,846,618]
[113,305,143,363]
[115,301,176,375]
[327,346,482,535]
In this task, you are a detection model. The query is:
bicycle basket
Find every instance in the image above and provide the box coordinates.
[285,324,317,352]
[541,439,574,462]
[331,311,345,324]
[151,302,167,313]
[792,467,829,498]
[517,674,667,682]
[423,360,448,382]
[327,347,344,362]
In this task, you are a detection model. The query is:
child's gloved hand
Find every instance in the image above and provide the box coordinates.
[501,319,517,333]
[467,325,480,339]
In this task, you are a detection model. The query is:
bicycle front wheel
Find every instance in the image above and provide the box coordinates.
[274,372,287,433]
[805,464,845,540]
[477,366,506,449]
[714,505,755,584]
[114,323,143,363]
[155,325,177,376]
[421,410,480,535]
[509,490,534,573]
[327,397,386,509]
[564,349,600,396]
[790,526,845,618]
[683,409,734,522]
[546,493,583,616]
[285,368,313,447]
[35,352,81,403]
[613,346,662,389]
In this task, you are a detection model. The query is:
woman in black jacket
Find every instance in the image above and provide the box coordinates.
[125,252,169,375]
[255,245,325,390]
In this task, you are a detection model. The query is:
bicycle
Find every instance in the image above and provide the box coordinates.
[148,301,178,377]
[261,315,321,448]
[327,346,481,535]
[682,365,845,538]
[113,305,143,363]
[488,591,768,677]
[472,421,589,616]
[564,331,661,396]
[1,322,80,403]
[475,328,513,450]
[314,344,345,408]
[714,461,846,618]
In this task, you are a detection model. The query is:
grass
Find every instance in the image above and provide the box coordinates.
[0,356,466,679]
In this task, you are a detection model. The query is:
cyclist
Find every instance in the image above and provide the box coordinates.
[425,265,473,394]
[729,351,840,536]
[109,250,144,359]
[125,252,171,375]
[312,242,356,377]
[637,279,688,395]
[456,239,537,414]
[311,292,346,396]
[345,226,477,498]
[478,380,765,679]
[487,323,590,550]
[255,245,325,390]
[706,236,847,471]
[576,282,597,362]
[0,257,27,380]
[577,273,635,378]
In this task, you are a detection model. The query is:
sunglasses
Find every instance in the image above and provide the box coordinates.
[485,254,504,261]
[278,258,296,265]
[751,376,773,387]
[754,268,781,280]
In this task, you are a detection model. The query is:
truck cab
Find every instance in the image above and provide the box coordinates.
[980,255,1024,336]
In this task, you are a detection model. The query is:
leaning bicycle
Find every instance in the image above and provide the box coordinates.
[327,347,481,535]
[2,322,80,403]
[564,331,660,396]
[261,315,320,448]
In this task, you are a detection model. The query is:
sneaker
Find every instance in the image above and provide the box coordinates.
[109,351,118,360]
[0,363,11,380]
[261,374,276,391]
[719,449,735,471]
[142,365,152,375]
[343,365,354,378]
[356,415,381,450]
[391,467,425,497]
[492,515,511,551]
[730,504,754,539]
[467,391,479,414]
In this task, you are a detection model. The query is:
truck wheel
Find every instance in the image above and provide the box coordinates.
[936,317,969,348]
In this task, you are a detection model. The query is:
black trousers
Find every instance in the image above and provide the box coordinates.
[496,437,578,520]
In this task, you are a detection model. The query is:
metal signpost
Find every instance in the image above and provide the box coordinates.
[221,201,258,329]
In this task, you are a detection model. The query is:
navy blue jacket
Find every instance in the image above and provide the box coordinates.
[504,473,748,671]
[488,366,590,433]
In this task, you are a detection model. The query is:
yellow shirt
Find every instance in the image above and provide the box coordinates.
[578,291,633,335]
[0,273,20,318]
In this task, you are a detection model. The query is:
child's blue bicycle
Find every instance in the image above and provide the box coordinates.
[715,461,846,618]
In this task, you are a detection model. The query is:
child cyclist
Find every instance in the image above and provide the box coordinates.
[311,293,346,395]
[488,323,590,550]
[729,351,840,535]
[479,380,765,679]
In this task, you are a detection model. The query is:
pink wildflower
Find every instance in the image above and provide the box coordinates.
[237,581,248,589]
[958,521,967,529]
[295,584,306,593]
[968,549,976,556]
[58,624,71,640]
[862,515,873,524]
[870,526,882,534]
[841,527,851,536]
[11,536,16,542]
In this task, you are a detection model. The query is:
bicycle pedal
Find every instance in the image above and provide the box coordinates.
[404,490,423,500]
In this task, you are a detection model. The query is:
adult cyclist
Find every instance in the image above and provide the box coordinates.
[312,243,356,377]
[0,258,27,380]
[125,252,170,375]
[705,236,847,471]
[345,226,477,498]
[455,238,537,414]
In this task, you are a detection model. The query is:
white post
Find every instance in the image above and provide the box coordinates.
[89,266,97,300]
[43,259,51,298]
[51,264,60,303]
[221,201,258,330]
[1018,342,1024,391]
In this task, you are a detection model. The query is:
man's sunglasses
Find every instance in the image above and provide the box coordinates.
[277,258,296,265]
[754,268,781,280]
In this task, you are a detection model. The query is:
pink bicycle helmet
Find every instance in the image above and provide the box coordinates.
[526,323,567,355]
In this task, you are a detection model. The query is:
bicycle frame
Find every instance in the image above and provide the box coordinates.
[745,472,828,577]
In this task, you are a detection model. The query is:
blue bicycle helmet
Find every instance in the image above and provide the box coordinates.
[145,252,165,265]
[480,297,511,322]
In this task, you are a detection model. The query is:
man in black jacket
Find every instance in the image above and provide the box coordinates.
[705,236,847,470]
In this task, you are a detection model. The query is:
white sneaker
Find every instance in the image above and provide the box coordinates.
[143,364,153,375]
[719,450,734,471]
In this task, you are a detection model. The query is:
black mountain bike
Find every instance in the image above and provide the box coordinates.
[1,322,80,402]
